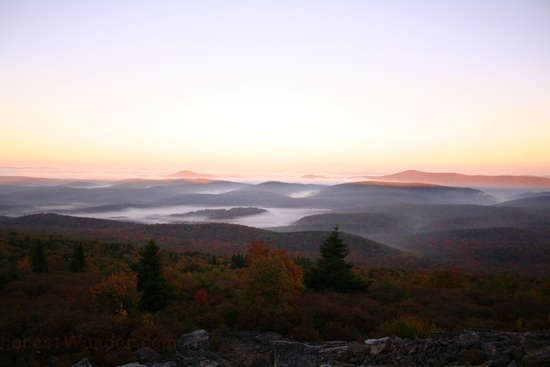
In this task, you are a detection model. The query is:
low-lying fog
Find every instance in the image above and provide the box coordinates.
[70,205,329,228]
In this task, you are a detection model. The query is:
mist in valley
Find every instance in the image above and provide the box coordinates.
[68,205,331,228]
[1,171,550,239]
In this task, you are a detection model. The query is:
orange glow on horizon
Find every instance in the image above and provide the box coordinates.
[1,1,548,179]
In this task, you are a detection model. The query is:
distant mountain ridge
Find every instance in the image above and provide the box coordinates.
[169,170,216,179]
[310,180,497,207]
[376,170,550,188]
[301,174,328,179]
[0,176,74,184]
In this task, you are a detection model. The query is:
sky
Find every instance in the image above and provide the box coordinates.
[1,0,549,179]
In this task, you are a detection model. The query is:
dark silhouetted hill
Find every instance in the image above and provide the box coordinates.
[2,213,138,230]
[393,227,550,274]
[304,181,496,208]
[0,213,403,267]
[231,181,326,196]
[285,203,550,242]
[171,207,267,219]
[496,196,550,210]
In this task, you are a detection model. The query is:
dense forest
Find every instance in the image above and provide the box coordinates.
[0,228,548,367]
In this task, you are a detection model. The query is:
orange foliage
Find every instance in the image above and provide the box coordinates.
[237,239,304,328]
[194,289,209,310]
[90,273,142,316]
[16,257,31,273]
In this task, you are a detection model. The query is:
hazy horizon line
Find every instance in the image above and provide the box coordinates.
[1,165,549,182]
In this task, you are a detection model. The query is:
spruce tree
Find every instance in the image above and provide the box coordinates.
[30,242,48,273]
[305,227,367,293]
[131,239,172,312]
[69,244,86,272]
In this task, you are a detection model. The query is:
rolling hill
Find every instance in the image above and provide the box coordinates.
[303,181,497,209]
[496,196,550,210]
[283,203,550,241]
[1,173,549,274]
[393,227,550,274]
[0,213,404,267]
[2,212,548,274]
[375,170,550,189]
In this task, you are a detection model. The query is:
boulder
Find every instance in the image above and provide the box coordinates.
[136,347,160,364]
[70,359,93,367]
[177,329,210,353]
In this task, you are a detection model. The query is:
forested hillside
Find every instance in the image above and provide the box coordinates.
[0,227,548,367]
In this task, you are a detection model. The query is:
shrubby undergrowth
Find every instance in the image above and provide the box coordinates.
[0,230,548,367]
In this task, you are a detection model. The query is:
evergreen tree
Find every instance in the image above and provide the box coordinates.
[305,227,367,293]
[131,239,172,312]
[30,242,48,273]
[230,254,246,269]
[68,244,86,272]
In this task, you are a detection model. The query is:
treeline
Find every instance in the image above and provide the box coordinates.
[0,229,548,367]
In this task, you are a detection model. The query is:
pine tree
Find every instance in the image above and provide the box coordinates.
[305,227,367,293]
[131,239,172,312]
[30,242,48,273]
[230,254,246,269]
[69,244,86,272]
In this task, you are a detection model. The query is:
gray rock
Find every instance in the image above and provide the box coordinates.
[347,341,367,362]
[136,347,160,364]
[151,362,177,367]
[522,345,550,367]
[104,329,550,367]
[177,329,210,353]
[70,359,93,367]
[255,332,282,345]
[273,341,319,367]
[365,337,390,346]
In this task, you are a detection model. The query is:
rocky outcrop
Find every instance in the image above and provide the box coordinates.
[71,328,550,367]
[311,329,550,367]
[273,341,318,367]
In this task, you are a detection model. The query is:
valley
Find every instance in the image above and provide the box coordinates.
[1,170,549,274]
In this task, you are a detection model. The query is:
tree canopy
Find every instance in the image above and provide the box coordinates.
[305,227,368,293]
[131,239,173,312]
[68,243,86,272]
[237,239,304,328]
[30,242,48,273]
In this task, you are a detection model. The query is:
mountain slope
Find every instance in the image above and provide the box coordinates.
[281,203,550,244]
[305,181,496,209]
[496,196,550,210]
[393,227,550,274]
[2,213,139,229]
[377,170,550,189]
[0,214,402,266]
[2,213,548,274]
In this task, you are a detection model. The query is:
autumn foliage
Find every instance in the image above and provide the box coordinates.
[194,289,209,310]
[237,239,304,328]
[0,230,548,367]
[90,272,141,316]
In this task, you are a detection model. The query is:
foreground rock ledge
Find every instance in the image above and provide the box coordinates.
[71,328,550,367]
